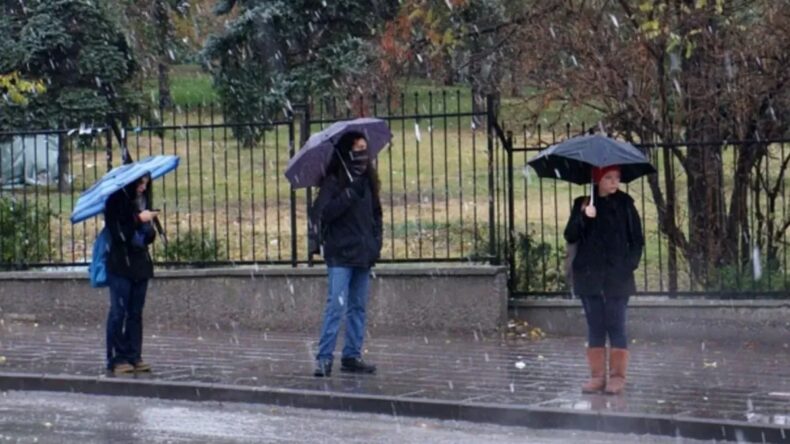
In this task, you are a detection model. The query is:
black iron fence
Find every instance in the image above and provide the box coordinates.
[1,93,787,298]
[0,92,495,269]
[497,125,790,299]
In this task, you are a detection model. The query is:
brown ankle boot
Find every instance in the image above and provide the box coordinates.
[605,348,629,395]
[581,347,607,393]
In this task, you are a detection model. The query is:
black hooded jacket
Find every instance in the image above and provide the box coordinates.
[104,183,155,281]
[310,173,383,269]
[563,190,644,297]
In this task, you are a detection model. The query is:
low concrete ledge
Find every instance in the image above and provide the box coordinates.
[511,297,790,343]
[0,263,504,280]
[0,264,507,334]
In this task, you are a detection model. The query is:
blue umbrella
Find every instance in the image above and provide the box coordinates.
[70,155,180,224]
[284,117,392,189]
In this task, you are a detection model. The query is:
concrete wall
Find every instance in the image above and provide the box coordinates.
[511,297,790,344]
[0,265,508,334]
[5,265,787,341]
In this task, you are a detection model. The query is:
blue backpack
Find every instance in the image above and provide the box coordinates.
[89,227,111,288]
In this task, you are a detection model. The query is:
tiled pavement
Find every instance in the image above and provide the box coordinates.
[1,321,789,441]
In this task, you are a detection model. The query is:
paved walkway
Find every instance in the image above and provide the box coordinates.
[1,321,788,442]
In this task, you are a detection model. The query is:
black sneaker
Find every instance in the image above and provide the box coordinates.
[313,359,333,377]
[340,357,376,374]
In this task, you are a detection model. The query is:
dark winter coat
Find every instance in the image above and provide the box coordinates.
[104,186,155,281]
[311,174,382,269]
[563,190,644,297]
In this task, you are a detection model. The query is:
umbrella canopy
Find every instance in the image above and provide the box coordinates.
[284,117,392,189]
[70,155,180,224]
[527,134,656,184]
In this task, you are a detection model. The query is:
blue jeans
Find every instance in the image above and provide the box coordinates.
[106,272,148,368]
[581,294,629,349]
[316,267,371,361]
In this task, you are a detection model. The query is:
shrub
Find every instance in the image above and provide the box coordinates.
[711,259,787,293]
[471,227,567,293]
[0,197,52,268]
[155,230,226,264]
[512,231,567,293]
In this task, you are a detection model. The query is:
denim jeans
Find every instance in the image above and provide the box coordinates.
[316,266,371,361]
[581,294,629,349]
[106,272,148,368]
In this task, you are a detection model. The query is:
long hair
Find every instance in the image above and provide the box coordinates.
[324,131,381,204]
[123,173,153,210]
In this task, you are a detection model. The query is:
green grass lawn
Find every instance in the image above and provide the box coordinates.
[143,65,219,107]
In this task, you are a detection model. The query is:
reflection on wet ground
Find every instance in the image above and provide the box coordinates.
[1,323,788,428]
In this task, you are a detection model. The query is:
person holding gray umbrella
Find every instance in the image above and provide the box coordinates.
[285,119,391,377]
[310,131,383,377]
[528,134,653,395]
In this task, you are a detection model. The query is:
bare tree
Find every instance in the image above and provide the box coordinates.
[503,0,790,289]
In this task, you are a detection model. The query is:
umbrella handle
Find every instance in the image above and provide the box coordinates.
[335,149,354,183]
[152,216,167,247]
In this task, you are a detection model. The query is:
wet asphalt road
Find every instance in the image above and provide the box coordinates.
[0,390,733,443]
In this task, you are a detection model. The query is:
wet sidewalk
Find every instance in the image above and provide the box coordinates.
[1,321,788,442]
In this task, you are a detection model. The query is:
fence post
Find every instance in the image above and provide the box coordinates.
[486,95,499,265]
[289,114,298,268]
[301,104,314,267]
[506,130,515,292]
[57,131,69,193]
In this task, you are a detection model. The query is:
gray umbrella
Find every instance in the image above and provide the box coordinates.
[527,134,656,185]
[527,134,656,205]
[284,117,392,189]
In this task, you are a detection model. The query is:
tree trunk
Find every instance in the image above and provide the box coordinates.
[443,51,455,86]
[681,46,728,289]
[654,48,680,293]
[684,142,725,287]
[661,146,679,293]
[751,148,786,272]
[154,0,173,109]
[721,141,768,289]
[158,61,172,109]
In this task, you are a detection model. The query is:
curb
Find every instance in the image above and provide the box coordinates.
[0,372,786,442]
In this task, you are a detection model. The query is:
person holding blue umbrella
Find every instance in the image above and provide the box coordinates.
[71,154,179,375]
[102,173,159,375]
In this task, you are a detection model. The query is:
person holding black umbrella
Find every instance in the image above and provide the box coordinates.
[564,164,644,395]
[309,131,383,377]
[527,134,652,395]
